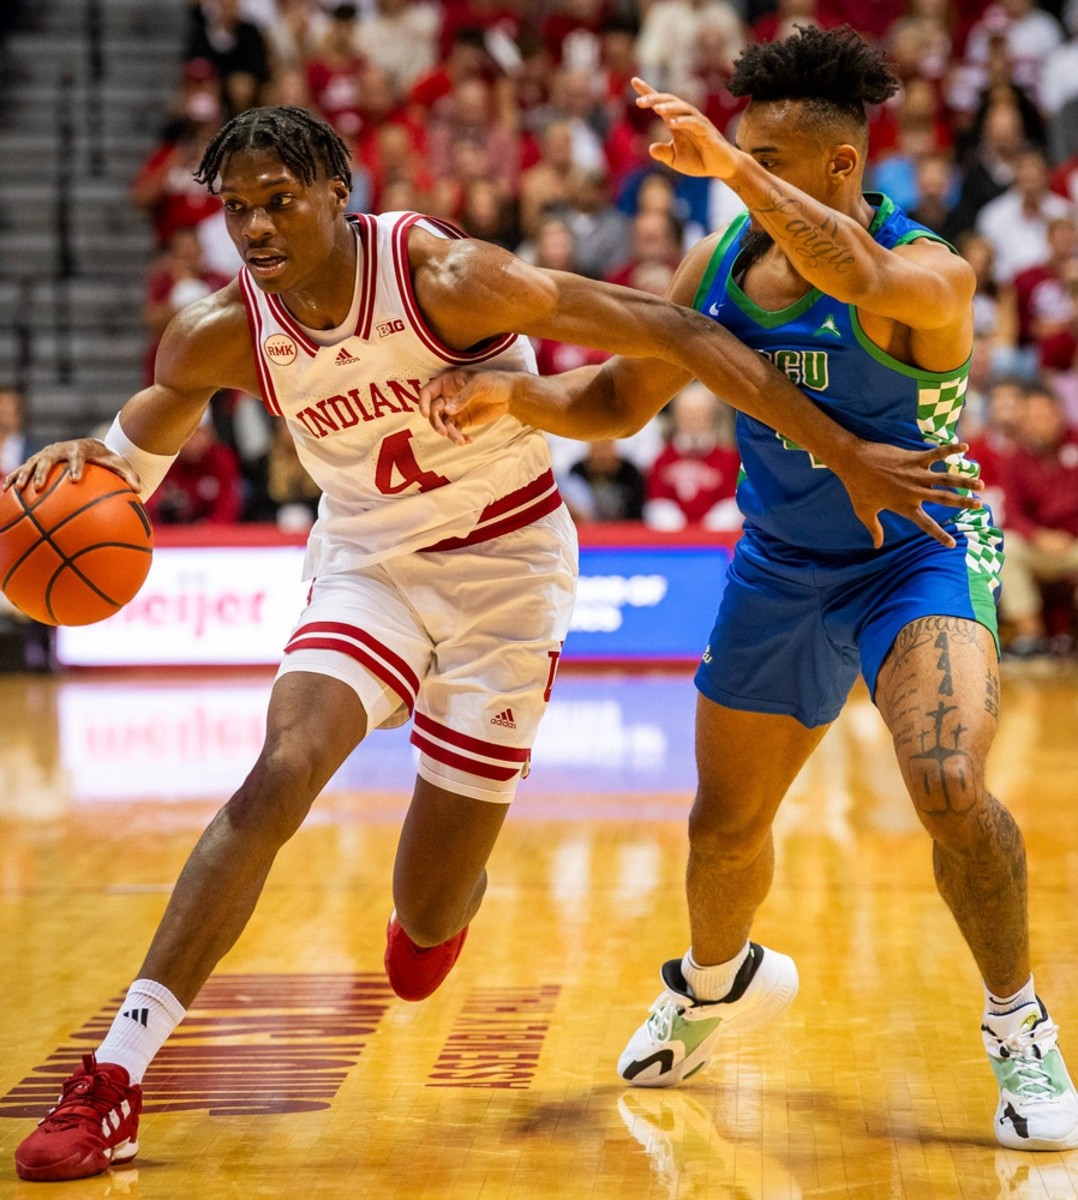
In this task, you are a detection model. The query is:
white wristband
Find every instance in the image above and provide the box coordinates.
[102,414,178,502]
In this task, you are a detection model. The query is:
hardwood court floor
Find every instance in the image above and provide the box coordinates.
[1,664,1078,1199]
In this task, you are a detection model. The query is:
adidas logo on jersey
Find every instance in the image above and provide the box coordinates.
[335,346,361,366]
[490,708,516,729]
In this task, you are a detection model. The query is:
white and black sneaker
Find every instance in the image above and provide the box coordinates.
[617,943,798,1087]
[984,998,1078,1150]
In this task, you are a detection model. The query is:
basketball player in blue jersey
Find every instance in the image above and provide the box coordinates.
[423,26,1078,1151]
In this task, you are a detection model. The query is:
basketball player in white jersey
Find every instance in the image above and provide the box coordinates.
[6,106,978,1181]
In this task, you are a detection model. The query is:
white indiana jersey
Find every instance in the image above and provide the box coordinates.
[238,211,558,577]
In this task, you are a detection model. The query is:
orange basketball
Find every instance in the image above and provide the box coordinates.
[0,462,154,626]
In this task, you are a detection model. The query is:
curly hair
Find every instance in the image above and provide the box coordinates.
[729,25,899,130]
[194,106,352,193]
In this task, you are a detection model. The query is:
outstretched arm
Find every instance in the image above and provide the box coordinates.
[413,228,869,483]
[631,79,976,340]
[415,232,982,548]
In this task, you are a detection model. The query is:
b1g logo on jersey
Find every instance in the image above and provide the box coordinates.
[759,348,830,393]
[376,319,406,339]
[264,334,298,366]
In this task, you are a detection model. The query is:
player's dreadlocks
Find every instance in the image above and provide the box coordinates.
[194,106,352,193]
[728,25,899,134]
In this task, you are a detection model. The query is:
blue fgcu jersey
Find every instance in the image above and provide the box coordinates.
[695,193,996,567]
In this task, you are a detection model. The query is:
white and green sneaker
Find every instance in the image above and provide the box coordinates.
[617,943,798,1087]
[984,998,1078,1150]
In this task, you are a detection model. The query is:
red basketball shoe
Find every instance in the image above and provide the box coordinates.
[15,1055,142,1182]
[384,912,469,1001]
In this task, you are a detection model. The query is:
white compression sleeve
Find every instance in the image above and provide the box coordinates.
[102,414,177,502]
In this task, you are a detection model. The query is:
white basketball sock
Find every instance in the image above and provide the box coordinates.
[681,943,751,1002]
[96,978,186,1084]
[984,975,1037,1017]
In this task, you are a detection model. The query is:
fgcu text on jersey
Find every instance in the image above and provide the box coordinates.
[695,192,998,571]
[239,211,560,574]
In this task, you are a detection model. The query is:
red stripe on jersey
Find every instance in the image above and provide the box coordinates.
[478,469,556,522]
[350,213,378,340]
[413,711,531,763]
[283,636,416,713]
[420,490,562,553]
[391,213,519,365]
[266,293,319,356]
[410,731,520,781]
[238,271,284,418]
[286,619,421,695]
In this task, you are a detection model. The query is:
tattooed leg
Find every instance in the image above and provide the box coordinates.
[875,617,1029,995]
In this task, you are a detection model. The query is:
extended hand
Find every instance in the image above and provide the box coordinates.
[632,77,740,180]
[419,370,516,446]
[834,440,984,549]
[2,438,141,493]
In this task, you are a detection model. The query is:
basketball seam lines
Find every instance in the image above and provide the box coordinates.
[0,464,71,537]
[6,482,146,618]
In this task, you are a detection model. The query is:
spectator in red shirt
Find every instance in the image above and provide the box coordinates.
[542,0,610,69]
[409,27,488,116]
[143,227,231,385]
[147,415,243,526]
[305,4,366,138]
[644,384,741,531]
[160,56,224,143]
[438,0,519,60]
[965,375,1026,520]
[1000,215,1078,373]
[997,381,1078,653]
[130,122,221,248]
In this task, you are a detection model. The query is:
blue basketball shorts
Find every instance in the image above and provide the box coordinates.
[694,526,1003,729]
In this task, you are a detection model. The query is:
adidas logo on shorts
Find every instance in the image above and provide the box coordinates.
[490,708,516,729]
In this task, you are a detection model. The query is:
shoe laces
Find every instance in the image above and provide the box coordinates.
[646,992,690,1041]
[993,1018,1062,1103]
[41,1058,127,1131]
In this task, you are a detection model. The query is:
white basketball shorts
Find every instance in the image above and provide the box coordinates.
[277,505,578,803]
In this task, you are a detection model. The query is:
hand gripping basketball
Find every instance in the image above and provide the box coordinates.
[0,462,154,625]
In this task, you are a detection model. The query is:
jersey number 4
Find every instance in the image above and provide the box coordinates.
[375,430,451,495]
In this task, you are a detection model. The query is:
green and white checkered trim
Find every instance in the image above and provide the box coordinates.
[916,374,967,438]
[960,505,1004,587]
[956,501,1004,642]
[917,374,982,486]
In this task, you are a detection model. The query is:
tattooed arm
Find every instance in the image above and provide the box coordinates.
[632,79,975,356]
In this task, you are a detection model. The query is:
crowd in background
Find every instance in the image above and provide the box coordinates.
[82,0,1078,653]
